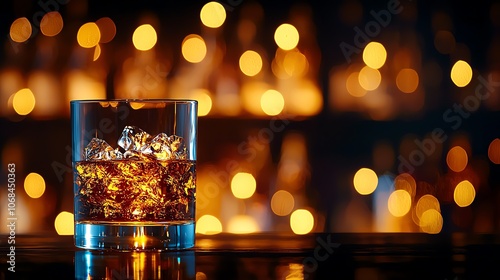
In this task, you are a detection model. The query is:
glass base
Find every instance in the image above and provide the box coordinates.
[74,221,195,251]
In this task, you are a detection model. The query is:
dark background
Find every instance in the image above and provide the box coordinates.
[1,0,500,234]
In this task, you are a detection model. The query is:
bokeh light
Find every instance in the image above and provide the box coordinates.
[274,23,299,51]
[415,194,440,221]
[231,172,257,199]
[285,80,323,116]
[488,138,500,164]
[240,81,269,115]
[196,215,222,235]
[419,209,443,234]
[346,72,367,97]
[283,50,308,77]
[260,89,284,116]
[227,215,259,234]
[446,146,468,172]
[1,0,499,238]
[132,24,157,51]
[353,168,378,195]
[24,172,46,199]
[200,1,226,28]
[66,70,106,100]
[190,88,212,116]
[396,68,419,93]
[285,263,305,280]
[27,71,61,117]
[272,48,289,79]
[196,272,208,280]
[129,102,145,110]
[434,30,456,54]
[387,189,412,217]
[271,190,295,216]
[182,34,207,63]
[10,17,32,43]
[54,211,74,235]
[290,209,314,235]
[454,180,476,207]
[77,22,101,48]
[93,44,102,61]
[40,12,64,37]
[394,173,416,198]
[239,50,263,76]
[450,60,472,87]
[95,17,116,43]
[13,88,36,116]
[363,42,387,69]
[133,235,148,249]
[358,66,381,91]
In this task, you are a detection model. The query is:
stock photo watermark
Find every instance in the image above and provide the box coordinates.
[281,234,341,279]
[52,104,129,182]
[51,63,168,182]
[397,73,500,174]
[301,234,340,279]
[197,112,296,210]
[131,64,169,97]
[6,163,17,273]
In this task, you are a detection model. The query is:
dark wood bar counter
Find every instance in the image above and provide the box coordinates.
[2,232,500,279]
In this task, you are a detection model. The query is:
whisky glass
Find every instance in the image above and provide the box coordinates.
[71,99,197,250]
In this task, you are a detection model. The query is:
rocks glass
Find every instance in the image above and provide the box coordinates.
[71,100,197,250]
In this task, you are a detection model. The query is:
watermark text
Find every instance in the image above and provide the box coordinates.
[6,163,17,273]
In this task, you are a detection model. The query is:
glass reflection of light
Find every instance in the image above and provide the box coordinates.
[75,250,195,280]
[85,226,92,248]
[285,263,304,280]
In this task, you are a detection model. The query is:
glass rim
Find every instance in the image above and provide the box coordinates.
[70,98,198,104]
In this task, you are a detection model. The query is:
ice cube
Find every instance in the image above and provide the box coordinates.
[168,135,182,153]
[141,133,187,160]
[84,138,123,160]
[122,150,142,160]
[169,135,187,159]
[118,126,152,151]
[141,133,173,160]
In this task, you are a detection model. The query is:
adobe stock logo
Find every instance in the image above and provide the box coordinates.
[196,112,295,211]
[397,74,500,174]
[339,0,405,63]
[302,234,341,279]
